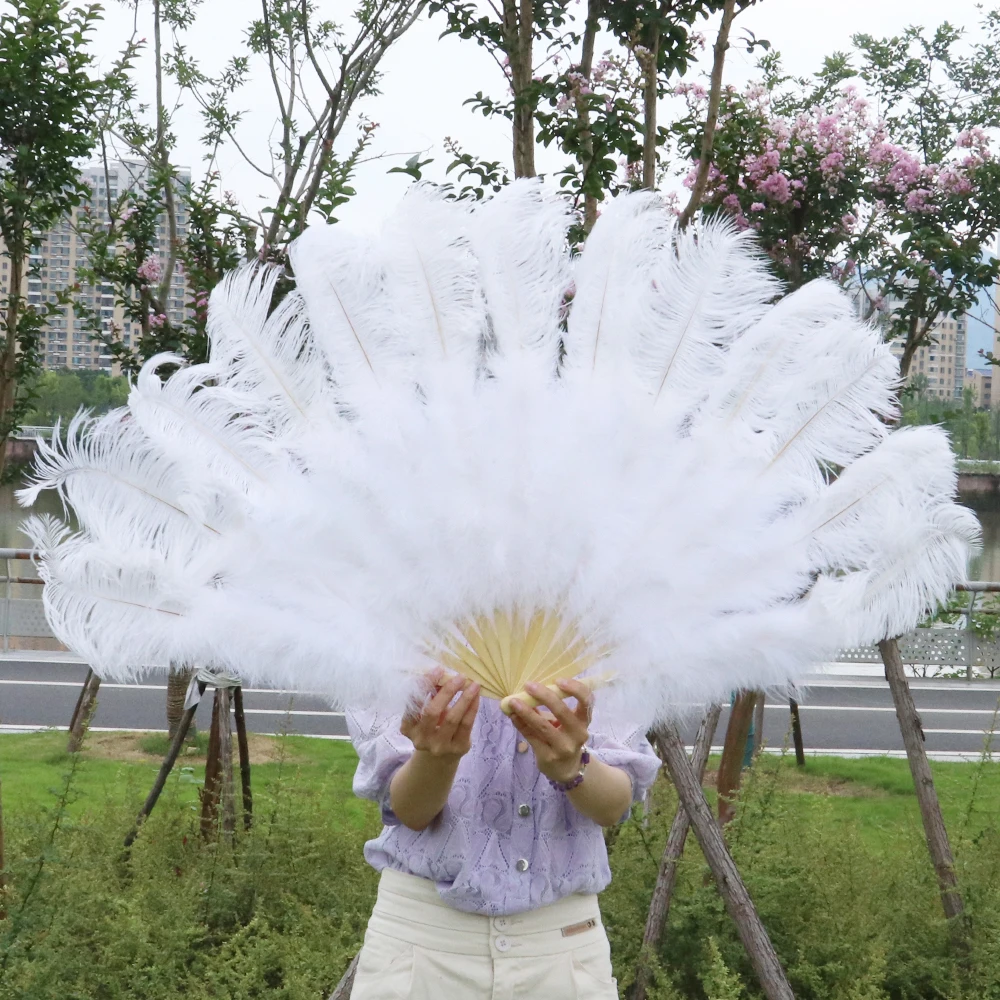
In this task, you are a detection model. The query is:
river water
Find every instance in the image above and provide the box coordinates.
[2,481,1000,580]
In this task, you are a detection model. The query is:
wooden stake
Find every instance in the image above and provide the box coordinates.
[123,680,205,851]
[329,954,360,1000]
[67,669,101,754]
[717,690,757,827]
[631,705,722,1000]
[200,687,223,841]
[879,637,966,924]
[655,724,795,1000]
[200,686,236,841]
[232,686,253,831]
[752,691,765,759]
[789,698,806,767]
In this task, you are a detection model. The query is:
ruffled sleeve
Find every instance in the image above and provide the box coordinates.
[588,718,661,822]
[346,709,413,826]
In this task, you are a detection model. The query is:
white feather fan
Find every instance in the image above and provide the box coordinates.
[20,181,979,724]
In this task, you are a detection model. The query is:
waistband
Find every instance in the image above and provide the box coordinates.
[368,868,605,959]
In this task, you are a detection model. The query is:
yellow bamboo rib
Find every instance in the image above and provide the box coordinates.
[520,612,563,681]
[447,626,506,695]
[494,608,513,690]
[427,606,614,705]
[475,613,506,687]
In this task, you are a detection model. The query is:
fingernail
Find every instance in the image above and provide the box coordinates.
[524,682,538,693]
[510,699,523,711]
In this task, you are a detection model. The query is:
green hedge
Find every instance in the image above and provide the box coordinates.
[2,734,1000,999]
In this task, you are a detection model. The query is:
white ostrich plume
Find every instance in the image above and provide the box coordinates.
[19,181,980,725]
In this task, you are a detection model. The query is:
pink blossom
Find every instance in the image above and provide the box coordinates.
[149,313,167,329]
[819,151,845,178]
[938,167,973,196]
[750,201,765,212]
[722,193,741,211]
[904,188,937,213]
[757,172,791,203]
[841,213,857,229]
[137,257,162,284]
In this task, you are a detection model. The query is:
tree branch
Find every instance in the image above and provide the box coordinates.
[677,0,738,228]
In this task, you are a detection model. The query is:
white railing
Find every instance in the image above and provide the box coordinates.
[16,426,55,441]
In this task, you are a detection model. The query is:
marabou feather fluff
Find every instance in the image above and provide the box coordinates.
[21,181,979,725]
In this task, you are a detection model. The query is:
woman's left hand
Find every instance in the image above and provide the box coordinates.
[508,678,592,785]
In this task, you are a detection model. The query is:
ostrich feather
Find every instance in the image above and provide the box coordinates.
[20,182,978,721]
[128,354,277,493]
[633,220,780,405]
[466,179,571,366]
[207,264,327,429]
[18,410,225,545]
[23,514,213,678]
[378,185,486,375]
[564,191,669,374]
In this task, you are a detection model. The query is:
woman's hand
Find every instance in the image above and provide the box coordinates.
[390,671,480,831]
[400,670,480,758]
[508,678,592,784]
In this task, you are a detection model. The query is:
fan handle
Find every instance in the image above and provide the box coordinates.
[499,672,612,716]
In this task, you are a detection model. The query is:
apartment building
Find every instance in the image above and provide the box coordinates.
[966,367,993,408]
[889,314,966,401]
[0,160,190,372]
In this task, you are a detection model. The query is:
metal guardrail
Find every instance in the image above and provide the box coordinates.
[16,426,55,441]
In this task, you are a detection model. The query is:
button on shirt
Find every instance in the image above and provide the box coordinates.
[347,699,660,916]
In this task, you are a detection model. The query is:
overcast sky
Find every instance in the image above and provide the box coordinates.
[86,0,997,358]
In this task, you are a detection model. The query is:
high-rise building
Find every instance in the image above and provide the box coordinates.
[888,314,966,401]
[0,160,190,372]
[966,367,994,408]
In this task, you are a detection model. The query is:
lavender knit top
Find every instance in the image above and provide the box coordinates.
[347,699,660,915]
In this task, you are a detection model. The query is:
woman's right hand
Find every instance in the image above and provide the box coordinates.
[400,670,480,758]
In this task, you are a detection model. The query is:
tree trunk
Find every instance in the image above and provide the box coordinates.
[789,698,806,767]
[677,0,738,228]
[716,690,757,827]
[67,668,101,753]
[329,954,360,1000]
[631,705,722,1000]
[505,0,536,178]
[879,638,966,925]
[166,664,195,740]
[0,251,24,480]
[577,0,602,232]
[641,23,660,190]
[200,686,235,841]
[655,725,795,1000]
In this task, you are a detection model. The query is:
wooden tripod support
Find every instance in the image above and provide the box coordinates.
[123,672,253,853]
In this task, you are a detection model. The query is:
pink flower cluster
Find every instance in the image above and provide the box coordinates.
[687,77,991,223]
[136,256,162,284]
[149,312,167,329]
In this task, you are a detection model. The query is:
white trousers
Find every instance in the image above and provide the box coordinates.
[350,868,619,1000]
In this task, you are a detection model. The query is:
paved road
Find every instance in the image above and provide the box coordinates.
[2,654,999,759]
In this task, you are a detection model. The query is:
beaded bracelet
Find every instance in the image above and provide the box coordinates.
[548,748,591,792]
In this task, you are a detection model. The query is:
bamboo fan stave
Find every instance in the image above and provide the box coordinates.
[428,607,613,715]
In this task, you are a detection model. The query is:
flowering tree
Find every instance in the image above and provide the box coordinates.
[77,0,421,373]
[671,18,1000,376]
[430,1,734,234]
[0,1,113,474]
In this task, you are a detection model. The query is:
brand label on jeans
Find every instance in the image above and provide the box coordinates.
[560,918,597,937]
